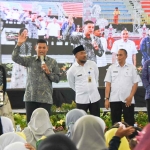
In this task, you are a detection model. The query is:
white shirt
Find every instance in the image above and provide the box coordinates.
[47,22,60,37]
[111,39,138,64]
[1,116,14,133]
[104,63,141,103]
[67,60,100,104]
[38,21,46,36]
[97,37,107,67]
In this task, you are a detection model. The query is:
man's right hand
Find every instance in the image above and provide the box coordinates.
[17,30,28,46]
[115,126,135,138]
[105,99,110,110]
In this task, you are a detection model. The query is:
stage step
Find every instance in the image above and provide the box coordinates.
[12,107,147,114]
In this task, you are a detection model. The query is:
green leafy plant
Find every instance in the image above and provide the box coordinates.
[134,111,148,128]
[13,113,27,129]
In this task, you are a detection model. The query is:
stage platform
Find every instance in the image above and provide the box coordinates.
[12,107,147,114]
[7,87,146,112]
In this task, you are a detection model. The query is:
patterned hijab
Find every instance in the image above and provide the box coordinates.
[23,108,54,147]
[71,115,107,150]
[65,109,87,138]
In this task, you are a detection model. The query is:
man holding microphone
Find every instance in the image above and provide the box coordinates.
[12,29,60,122]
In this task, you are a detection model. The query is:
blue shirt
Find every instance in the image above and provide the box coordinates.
[140,36,150,63]
[142,59,150,99]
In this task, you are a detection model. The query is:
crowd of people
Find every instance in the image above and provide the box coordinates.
[0,108,150,150]
[1,4,150,148]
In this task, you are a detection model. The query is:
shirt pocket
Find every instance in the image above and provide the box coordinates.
[111,72,118,82]
[124,71,132,77]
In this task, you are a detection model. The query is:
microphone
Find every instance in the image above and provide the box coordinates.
[40,55,45,65]
[90,34,95,44]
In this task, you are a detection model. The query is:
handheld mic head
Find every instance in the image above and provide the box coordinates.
[40,55,45,65]
[90,34,95,43]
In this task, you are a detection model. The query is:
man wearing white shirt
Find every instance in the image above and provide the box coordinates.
[47,17,60,46]
[67,45,100,116]
[104,49,141,125]
[111,29,138,66]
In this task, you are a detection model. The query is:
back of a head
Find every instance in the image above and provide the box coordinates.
[65,109,87,128]
[38,134,77,150]
[4,142,28,150]
[71,115,107,150]
[0,132,26,150]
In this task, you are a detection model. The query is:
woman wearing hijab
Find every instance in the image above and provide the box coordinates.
[0,116,14,135]
[71,115,107,150]
[105,122,131,150]
[71,115,135,150]
[38,134,77,150]
[0,65,14,125]
[65,108,87,138]
[18,108,54,148]
[4,142,29,150]
[0,132,26,150]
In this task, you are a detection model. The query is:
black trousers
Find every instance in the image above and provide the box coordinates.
[146,99,150,122]
[76,100,100,117]
[48,36,57,46]
[25,101,52,123]
[110,102,135,126]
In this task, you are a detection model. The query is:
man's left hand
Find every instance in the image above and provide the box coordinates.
[125,96,132,107]
[41,64,50,74]
[93,41,99,50]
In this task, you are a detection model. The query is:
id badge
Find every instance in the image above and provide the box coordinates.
[88,76,92,83]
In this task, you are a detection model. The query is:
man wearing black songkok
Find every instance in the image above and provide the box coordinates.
[67,45,101,117]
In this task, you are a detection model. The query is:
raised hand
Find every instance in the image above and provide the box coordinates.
[17,30,28,46]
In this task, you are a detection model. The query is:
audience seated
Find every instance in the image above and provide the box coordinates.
[4,142,28,150]
[0,132,26,150]
[71,115,135,150]
[38,134,77,150]
[17,108,55,148]
[65,109,87,137]
[105,122,131,150]
[0,116,14,135]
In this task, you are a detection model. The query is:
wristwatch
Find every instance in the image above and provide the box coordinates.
[104,97,109,100]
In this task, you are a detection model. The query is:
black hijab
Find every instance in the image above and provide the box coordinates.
[38,134,77,150]
[0,117,3,135]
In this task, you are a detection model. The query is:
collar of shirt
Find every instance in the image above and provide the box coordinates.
[83,33,91,40]
[74,61,88,67]
[116,62,128,67]
[35,56,47,61]
[120,39,129,43]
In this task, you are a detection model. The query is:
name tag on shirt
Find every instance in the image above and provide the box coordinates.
[77,74,82,77]
[113,71,118,73]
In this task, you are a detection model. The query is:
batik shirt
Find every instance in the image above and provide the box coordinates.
[64,30,104,63]
[12,45,60,104]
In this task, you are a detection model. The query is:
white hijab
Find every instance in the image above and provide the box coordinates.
[23,108,54,147]
[4,142,28,150]
[0,132,26,150]
[65,109,87,138]
[71,115,107,150]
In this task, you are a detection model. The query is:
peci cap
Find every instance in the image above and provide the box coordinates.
[94,25,100,31]
[72,45,85,55]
